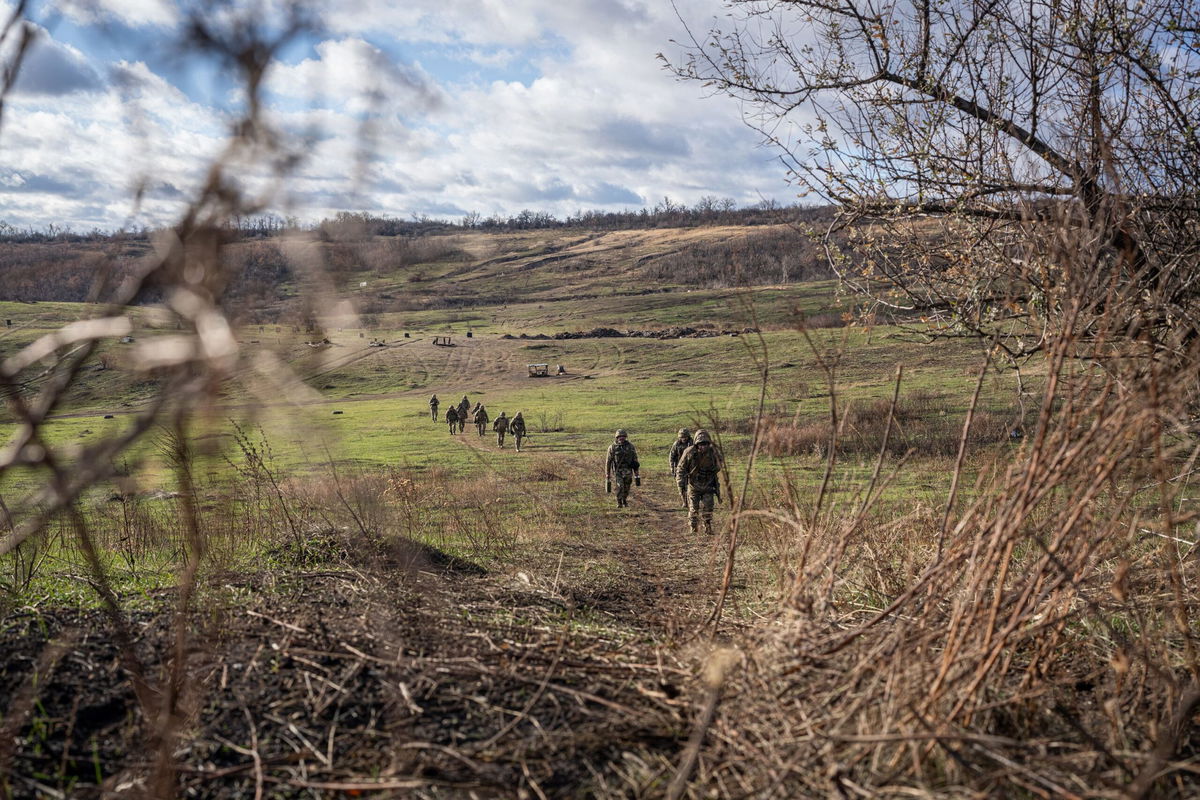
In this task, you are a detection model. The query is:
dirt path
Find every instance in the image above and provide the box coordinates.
[452,431,720,632]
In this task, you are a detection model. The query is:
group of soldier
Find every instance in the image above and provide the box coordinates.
[605,427,725,536]
[425,394,723,535]
[428,394,527,451]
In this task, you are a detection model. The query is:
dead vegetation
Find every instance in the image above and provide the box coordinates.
[683,325,1200,796]
[1,559,698,798]
[754,389,1014,459]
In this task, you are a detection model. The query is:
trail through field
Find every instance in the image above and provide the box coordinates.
[452,429,722,632]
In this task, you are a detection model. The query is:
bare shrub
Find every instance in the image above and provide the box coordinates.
[223,239,291,313]
[687,320,1200,794]
[798,311,847,329]
[0,521,55,600]
[528,460,566,482]
[755,391,1011,458]
[442,476,518,556]
[90,494,174,569]
[641,227,837,287]
[534,409,564,433]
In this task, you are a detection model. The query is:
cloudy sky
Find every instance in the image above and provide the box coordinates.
[0,0,804,232]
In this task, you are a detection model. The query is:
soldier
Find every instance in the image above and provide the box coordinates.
[510,412,527,452]
[445,406,459,434]
[457,395,470,433]
[676,429,724,535]
[429,394,439,421]
[668,428,693,477]
[473,404,490,436]
[493,411,509,447]
[605,429,640,508]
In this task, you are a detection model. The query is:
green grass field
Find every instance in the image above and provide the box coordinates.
[0,228,1045,612]
[0,280,1033,608]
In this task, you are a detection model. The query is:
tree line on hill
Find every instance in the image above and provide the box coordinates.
[0,200,834,245]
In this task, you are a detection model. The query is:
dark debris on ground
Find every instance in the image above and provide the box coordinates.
[0,548,702,799]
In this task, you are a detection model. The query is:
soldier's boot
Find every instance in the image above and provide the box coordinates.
[688,513,700,534]
[703,515,714,536]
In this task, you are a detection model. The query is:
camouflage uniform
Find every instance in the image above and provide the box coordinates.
[473,405,490,436]
[668,428,693,477]
[457,396,469,433]
[493,412,509,447]
[510,412,527,452]
[676,430,724,535]
[429,394,439,421]
[605,430,640,508]
[445,406,459,434]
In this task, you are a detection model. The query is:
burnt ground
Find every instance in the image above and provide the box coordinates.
[0,493,726,798]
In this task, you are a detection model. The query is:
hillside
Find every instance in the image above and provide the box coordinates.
[0,222,838,317]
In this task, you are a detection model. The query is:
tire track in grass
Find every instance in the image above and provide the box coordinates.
[296,336,424,385]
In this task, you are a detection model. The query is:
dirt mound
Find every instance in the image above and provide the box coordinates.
[0,559,695,797]
[503,326,757,341]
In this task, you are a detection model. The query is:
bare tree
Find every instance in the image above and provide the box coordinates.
[668,0,1200,363]
[664,5,1200,796]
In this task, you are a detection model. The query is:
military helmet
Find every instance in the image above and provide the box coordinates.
[615,428,628,439]
[678,428,691,439]
[694,429,712,444]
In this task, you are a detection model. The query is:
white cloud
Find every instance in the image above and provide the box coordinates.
[1,0,803,230]
[6,24,103,96]
[324,0,658,48]
[0,44,232,230]
[266,37,444,115]
[53,0,180,28]
[332,0,797,218]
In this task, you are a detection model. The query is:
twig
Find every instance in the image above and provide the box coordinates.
[263,776,486,791]
[1125,683,1200,799]
[666,648,740,800]
[940,348,990,557]
[709,314,770,629]
[247,609,307,633]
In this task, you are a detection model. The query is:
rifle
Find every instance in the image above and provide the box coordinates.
[605,478,612,494]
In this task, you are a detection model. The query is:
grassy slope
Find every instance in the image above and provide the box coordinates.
[0,225,1031,599]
